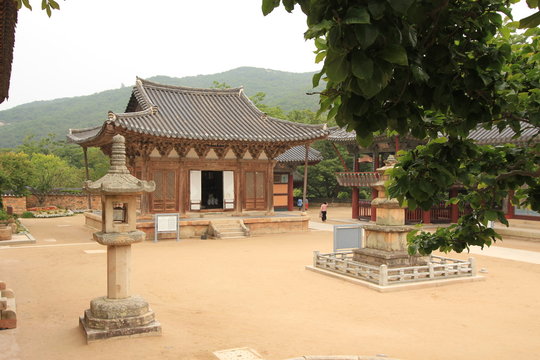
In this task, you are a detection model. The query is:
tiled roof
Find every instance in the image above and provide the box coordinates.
[68,78,328,144]
[328,122,539,147]
[468,122,539,146]
[275,145,323,164]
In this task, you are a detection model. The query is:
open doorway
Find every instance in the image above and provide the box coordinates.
[201,171,223,210]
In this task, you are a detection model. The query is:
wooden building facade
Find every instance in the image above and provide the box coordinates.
[68,78,328,218]
[328,124,540,223]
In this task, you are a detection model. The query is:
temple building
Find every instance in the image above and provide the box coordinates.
[328,124,540,223]
[68,78,328,222]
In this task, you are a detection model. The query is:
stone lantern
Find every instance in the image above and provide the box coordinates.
[353,155,427,267]
[79,134,161,342]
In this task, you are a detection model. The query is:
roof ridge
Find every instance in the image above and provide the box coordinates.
[108,107,155,120]
[68,125,103,135]
[135,77,243,94]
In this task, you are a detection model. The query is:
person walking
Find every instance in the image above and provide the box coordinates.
[320,201,328,222]
[297,198,303,211]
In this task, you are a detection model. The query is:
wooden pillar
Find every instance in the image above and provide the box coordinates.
[352,150,359,219]
[505,190,515,220]
[140,156,150,214]
[371,151,379,222]
[235,160,243,214]
[287,173,294,211]
[302,143,309,212]
[266,160,275,215]
[450,188,459,223]
[422,210,431,224]
[177,160,186,217]
[83,147,92,209]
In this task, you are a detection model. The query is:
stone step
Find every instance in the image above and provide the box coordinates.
[494,226,540,242]
[219,231,245,236]
[506,219,540,229]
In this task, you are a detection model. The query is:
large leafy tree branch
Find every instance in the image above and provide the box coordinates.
[264,0,540,254]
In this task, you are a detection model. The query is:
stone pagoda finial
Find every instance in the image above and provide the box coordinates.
[109,134,130,174]
[84,134,155,195]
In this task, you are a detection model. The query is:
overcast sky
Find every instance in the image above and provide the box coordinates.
[0,1,535,111]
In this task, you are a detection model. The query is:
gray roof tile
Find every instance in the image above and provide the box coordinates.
[68,78,328,144]
[276,145,323,164]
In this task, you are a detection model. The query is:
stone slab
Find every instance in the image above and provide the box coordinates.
[79,316,161,343]
[213,347,263,360]
[305,266,485,293]
[83,309,156,330]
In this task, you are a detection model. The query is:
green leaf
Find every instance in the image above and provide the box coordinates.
[354,24,379,49]
[387,0,415,15]
[484,210,499,221]
[262,0,280,16]
[519,10,540,28]
[379,44,408,66]
[357,78,382,98]
[49,0,60,10]
[22,0,32,10]
[315,51,326,64]
[411,65,429,82]
[325,52,350,83]
[352,52,374,80]
[368,0,386,20]
[312,70,324,88]
[526,0,538,8]
[282,0,295,12]
[344,6,371,24]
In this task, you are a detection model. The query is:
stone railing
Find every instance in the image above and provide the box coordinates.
[335,172,380,187]
[313,251,477,286]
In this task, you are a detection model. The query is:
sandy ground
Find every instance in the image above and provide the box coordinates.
[0,209,539,360]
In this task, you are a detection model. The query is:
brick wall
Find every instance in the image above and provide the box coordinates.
[26,194,101,210]
[1,196,27,214]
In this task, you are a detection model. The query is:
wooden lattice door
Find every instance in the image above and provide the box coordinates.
[245,171,265,210]
[151,169,177,212]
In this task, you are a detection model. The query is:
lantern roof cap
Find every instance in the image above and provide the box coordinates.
[84,135,155,195]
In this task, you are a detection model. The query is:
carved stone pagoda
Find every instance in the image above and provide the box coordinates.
[79,134,161,342]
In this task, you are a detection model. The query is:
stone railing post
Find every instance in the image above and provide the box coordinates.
[379,264,388,286]
[469,257,477,276]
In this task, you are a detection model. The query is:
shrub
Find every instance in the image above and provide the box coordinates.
[0,209,11,221]
[21,211,35,218]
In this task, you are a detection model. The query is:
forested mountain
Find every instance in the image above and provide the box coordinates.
[0,67,321,148]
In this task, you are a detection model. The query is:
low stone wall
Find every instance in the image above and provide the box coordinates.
[26,194,101,211]
[1,193,102,214]
[84,212,310,240]
[1,196,26,214]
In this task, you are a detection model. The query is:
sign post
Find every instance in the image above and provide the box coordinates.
[154,213,180,242]
[333,224,363,252]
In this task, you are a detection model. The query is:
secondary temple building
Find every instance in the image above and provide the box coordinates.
[68,78,328,220]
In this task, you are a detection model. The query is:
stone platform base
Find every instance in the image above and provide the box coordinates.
[79,295,161,343]
[352,248,428,267]
[79,316,161,343]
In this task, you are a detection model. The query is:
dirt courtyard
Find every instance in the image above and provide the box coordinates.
[1,211,539,360]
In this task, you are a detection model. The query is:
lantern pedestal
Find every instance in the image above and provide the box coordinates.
[79,295,161,342]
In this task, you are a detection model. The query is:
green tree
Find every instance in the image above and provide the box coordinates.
[265,1,540,254]
[250,92,286,118]
[28,153,81,206]
[0,152,32,196]
[300,158,349,199]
